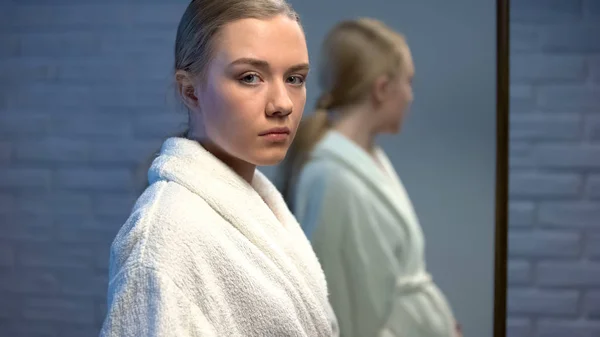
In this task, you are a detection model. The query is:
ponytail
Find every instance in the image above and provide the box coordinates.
[278,18,407,210]
[278,93,333,210]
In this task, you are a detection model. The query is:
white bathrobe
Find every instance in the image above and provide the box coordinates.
[100,137,338,337]
[293,131,456,337]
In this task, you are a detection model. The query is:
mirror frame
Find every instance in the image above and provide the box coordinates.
[493,0,509,336]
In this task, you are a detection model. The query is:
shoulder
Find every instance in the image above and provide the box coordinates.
[293,157,373,228]
[108,180,228,279]
[298,157,368,199]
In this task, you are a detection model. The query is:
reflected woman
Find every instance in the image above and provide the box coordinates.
[279,18,460,337]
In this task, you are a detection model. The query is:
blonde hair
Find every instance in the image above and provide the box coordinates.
[175,0,299,84]
[278,18,408,207]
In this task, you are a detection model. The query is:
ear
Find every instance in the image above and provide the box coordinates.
[371,74,391,106]
[175,70,200,110]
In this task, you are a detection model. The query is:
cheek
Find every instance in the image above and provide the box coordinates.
[201,83,226,119]
[293,89,306,114]
[393,86,411,110]
[205,82,258,125]
[404,85,414,102]
[290,89,306,129]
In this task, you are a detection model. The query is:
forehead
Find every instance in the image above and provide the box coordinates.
[212,15,308,68]
[399,44,414,75]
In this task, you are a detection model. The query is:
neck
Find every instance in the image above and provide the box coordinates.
[331,105,378,154]
[196,139,256,184]
[188,115,257,184]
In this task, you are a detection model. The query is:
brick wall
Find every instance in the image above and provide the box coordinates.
[1,0,599,336]
[0,2,188,336]
[507,0,600,336]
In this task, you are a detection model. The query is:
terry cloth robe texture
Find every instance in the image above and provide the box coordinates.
[99,137,339,337]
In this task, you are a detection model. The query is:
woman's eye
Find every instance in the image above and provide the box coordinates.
[240,74,261,84]
[287,75,305,85]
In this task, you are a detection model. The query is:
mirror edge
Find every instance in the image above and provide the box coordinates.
[494,0,510,336]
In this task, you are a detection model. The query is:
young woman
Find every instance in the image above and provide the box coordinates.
[279,18,461,337]
[100,1,338,336]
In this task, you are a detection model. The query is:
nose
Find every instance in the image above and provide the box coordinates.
[265,80,293,117]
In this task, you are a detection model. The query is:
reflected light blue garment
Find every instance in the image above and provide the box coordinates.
[293,131,457,337]
[300,179,328,241]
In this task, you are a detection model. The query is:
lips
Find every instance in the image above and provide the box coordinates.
[259,127,290,136]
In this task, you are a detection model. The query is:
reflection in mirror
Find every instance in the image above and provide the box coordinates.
[267,0,508,336]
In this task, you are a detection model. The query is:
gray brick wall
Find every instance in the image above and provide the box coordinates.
[507,1,600,337]
[1,0,599,336]
[0,2,188,336]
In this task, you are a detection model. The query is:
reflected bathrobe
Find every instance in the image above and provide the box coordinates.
[294,131,456,337]
[100,137,338,337]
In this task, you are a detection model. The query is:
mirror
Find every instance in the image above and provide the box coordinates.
[263,1,509,336]
[0,0,507,336]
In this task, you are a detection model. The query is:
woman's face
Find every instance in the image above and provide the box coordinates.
[378,46,415,134]
[191,15,309,168]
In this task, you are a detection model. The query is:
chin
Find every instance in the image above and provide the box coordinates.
[386,120,404,134]
[390,126,402,134]
[251,148,288,167]
[379,125,401,134]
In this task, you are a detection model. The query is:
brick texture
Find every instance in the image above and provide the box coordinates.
[507,1,600,336]
[1,0,599,336]
[0,2,188,335]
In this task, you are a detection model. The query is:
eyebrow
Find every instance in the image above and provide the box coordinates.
[228,57,310,73]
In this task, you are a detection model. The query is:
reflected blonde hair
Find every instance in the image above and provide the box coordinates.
[279,18,409,208]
